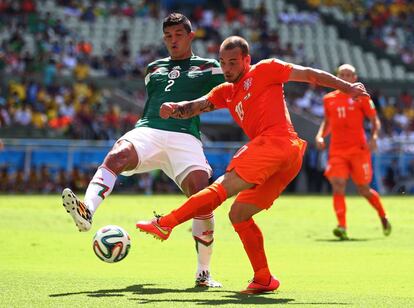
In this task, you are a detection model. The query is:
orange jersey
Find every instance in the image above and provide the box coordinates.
[207,59,297,140]
[323,90,376,155]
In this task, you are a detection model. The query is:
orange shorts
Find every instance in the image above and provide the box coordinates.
[324,150,372,185]
[226,135,306,209]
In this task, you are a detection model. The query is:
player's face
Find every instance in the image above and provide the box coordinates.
[163,24,194,60]
[337,68,357,83]
[219,47,251,83]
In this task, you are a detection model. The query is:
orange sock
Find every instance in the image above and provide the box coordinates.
[367,189,386,218]
[333,193,346,228]
[233,218,271,285]
[159,183,227,228]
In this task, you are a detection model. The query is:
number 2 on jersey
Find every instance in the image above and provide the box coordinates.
[165,80,174,92]
[337,106,346,118]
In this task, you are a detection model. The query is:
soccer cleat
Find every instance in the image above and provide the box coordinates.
[195,270,223,288]
[381,217,392,236]
[136,216,172,241]
[240,276,280,294]
[333,226,349,240]
[62,188,92,232]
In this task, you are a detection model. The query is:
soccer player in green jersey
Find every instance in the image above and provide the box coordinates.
[61,13,224,287]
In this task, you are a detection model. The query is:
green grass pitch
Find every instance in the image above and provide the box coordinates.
[1,194,413,307]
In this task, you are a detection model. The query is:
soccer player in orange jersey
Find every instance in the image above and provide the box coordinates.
[136,37,369,293]
[315,64,391,240]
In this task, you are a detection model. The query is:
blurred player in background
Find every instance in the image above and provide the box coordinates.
[315,64,391,240]
[61,13,224,287]
[136,36,369,293]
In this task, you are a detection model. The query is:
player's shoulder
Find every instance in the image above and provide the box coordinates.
[145,57,170,73]
[210,81,232,94]
[147,57,170,67]
[323,90,341,101]
[256,58,288,66]
[190,55,220,67]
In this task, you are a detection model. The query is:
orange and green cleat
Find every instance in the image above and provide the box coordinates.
[333,226,349,240]
[381,217,392,236]
[240,276,280,294]
[62,188,92,232]
[136,217,172,241]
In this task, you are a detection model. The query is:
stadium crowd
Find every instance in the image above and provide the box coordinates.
[0,164,179,194]
[307,0,414,67]
[0,0,413,194]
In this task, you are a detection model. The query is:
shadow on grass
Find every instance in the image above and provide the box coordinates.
[49,284,350,305]
[314,238,378,242]
[50,284,292,304]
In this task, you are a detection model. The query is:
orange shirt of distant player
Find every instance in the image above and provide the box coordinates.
[323,90,377,156]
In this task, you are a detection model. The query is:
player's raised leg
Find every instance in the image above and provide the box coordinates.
[136,170,251,237]
[62,140,138,231]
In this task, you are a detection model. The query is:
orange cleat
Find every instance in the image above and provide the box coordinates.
[240,276,280,294]
[136,218,172,241]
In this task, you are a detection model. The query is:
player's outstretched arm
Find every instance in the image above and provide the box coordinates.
[160,96,216,119]
[288,64,369,98]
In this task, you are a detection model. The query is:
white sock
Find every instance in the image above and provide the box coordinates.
[84,166,117,214]
[192,214,214,277]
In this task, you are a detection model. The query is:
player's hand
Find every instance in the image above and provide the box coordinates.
[345,82,369,99]
[160,102,178,119]
[369,137,378,152]
[315,136,325,150]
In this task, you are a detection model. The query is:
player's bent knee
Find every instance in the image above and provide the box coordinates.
[357,185,370,197]
[228,208,247,224]
[104,143,138,173]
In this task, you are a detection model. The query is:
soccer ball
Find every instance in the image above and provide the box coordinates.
[92,225,131,263]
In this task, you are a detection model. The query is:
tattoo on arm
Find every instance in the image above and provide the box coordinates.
[172,98,215,119]
[199,98,215,113]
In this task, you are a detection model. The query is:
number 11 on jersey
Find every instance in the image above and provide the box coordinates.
[337,106,346,118]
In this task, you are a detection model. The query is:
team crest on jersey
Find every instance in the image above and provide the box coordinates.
[244,77,252,91]
[168,69,180,79]
[348,98,354,105]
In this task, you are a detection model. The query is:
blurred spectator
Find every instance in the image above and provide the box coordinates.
[39,164,55,193]
[383,158,400,193]
[43,59,57,86]
[27,166,40,192]
[0,166,10,192]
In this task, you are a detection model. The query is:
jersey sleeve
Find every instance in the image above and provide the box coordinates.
[361,96,377,118]
[144,64,153,86]
[257,58,293,84]
[203,59,224,92]
[206,83,229,109]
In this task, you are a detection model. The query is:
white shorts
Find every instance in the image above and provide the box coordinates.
[119,127,212,186]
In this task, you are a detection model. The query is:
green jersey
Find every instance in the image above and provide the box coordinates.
[136,55,224,139]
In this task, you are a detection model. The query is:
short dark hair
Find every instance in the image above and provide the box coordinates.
[163,13,192,33]
[220,36,249,57]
